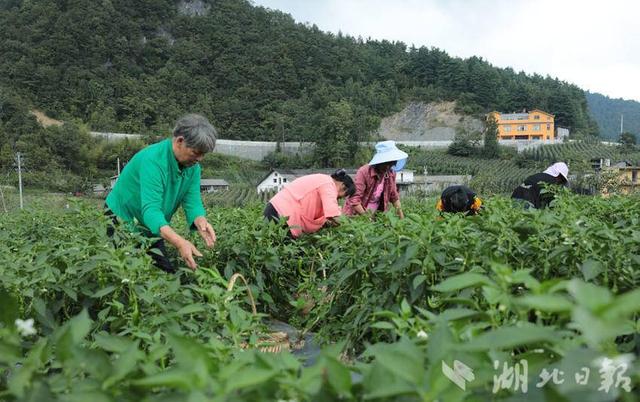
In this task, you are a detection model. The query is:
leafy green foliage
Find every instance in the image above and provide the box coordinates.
[586,91,640,140]
[519,140,640,168]
[1,162,640,400]
[620,132,637,146]
[202,186,274,208]
[199,152,266,185]
[408,147,536,194]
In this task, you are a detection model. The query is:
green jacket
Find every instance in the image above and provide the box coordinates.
[106,138,206,235]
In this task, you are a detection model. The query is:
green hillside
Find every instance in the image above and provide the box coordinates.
[586,91,640,141]
[1,0,596,149]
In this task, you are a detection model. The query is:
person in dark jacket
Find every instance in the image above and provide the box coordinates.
[511,162,569,209]
[436,185,482,216]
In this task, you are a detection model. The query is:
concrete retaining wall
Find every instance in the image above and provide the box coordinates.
[92,131,569,160]
[90,132,143,141]
[213,140,315,161]
[498,139,562,152]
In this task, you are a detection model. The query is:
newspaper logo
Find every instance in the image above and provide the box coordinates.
[442,360,475,390]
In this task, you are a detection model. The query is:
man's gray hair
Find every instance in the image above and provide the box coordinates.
[172,113,217,153]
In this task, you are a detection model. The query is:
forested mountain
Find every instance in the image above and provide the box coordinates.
[586,91,640,141]
[1,0,597,151]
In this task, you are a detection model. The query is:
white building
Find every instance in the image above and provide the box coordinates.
[256,168,414,193]
[396,170,414,184]
[256,170,298,193]
[556,127,570,142]
[200,179,229,193]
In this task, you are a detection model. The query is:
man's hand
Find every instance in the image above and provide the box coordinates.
[176,239,203,271]
[160,224,205,270]
[194,216,216,248]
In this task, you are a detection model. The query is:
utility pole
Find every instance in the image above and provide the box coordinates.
[0,184,7,213]
[17,152,23,209]
[117,157,121,176]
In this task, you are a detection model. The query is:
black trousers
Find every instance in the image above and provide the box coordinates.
[263,202,280,223]
[105,208,176,273]
[263,202,294,239]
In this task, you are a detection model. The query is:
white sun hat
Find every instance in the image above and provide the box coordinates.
[543,162,569,181]
[368,140,409,171]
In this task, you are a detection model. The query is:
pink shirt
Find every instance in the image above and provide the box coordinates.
[366,179,385,211]
[343,165,400,216]
[269,174,342,238]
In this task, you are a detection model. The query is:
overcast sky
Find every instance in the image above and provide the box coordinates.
[252,0,640,102]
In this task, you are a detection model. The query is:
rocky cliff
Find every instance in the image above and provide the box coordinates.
[377,101,483,141]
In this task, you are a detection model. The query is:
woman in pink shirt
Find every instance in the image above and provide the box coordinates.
[343,141,408,218]
[264,170,355,238]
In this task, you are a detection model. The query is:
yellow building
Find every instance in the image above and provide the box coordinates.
[602,162,640,194]
[488,109,555,141]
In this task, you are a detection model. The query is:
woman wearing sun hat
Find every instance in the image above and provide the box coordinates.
[343,140,408,218]
[511,162,569,209]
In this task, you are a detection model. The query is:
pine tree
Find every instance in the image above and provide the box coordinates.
[483,115,499,158]
[315,100,354,167]
[619,132,637,146]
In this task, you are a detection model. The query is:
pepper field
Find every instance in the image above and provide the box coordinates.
[1,190,639,401]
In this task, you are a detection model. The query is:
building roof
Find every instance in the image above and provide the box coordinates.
[490,109,555,120]
[257,168,415,186]
[529,109,555,117]
[609,160,640,169]
[498,112,529,120]
[201,179,229,186]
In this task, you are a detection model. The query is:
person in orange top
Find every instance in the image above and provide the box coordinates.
[263,169,355,238]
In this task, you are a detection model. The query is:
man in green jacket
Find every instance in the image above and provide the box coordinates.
[105,114,217,272]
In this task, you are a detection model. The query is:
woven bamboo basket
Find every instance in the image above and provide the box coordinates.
[227,273,304,354]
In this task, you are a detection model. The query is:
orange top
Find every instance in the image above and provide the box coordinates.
[269,174,341,238]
